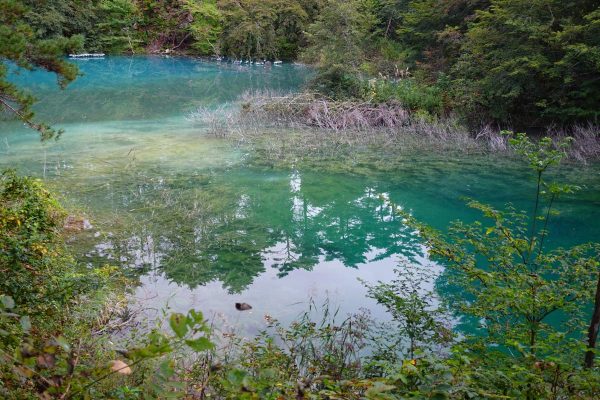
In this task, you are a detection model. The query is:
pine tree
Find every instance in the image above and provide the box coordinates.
[0,0,82,140]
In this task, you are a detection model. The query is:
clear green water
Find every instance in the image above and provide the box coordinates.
[1,56,599,335]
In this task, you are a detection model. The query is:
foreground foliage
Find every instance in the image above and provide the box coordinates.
[379,134,600,397]
[0,171,215,399]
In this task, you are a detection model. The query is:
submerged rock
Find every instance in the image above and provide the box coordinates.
[64,215,92,232]
[235,302,252,311]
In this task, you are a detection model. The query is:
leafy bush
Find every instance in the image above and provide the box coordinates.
[205,301,371,399]
[369,78,445,115]
[0,170,214,399]
[378,132,600,397]
[364,262,453,362]
[308,65,365,100]
[1,295,214,399]
[0,170,74,315]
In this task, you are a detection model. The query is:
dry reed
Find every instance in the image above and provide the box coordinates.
[187,91,600,162]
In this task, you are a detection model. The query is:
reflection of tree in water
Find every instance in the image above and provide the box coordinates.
[270,172,423,275]
[80,168,423,294]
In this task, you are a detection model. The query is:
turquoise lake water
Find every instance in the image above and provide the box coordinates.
[1,56,599,335]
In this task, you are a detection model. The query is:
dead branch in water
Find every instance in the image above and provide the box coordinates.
[238,91,411,131]
[187,91,599,162]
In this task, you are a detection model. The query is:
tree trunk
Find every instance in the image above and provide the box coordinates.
[584,272,600,368]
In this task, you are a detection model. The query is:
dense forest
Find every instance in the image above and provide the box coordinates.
[2,0,600,129]
[1,0,600,399]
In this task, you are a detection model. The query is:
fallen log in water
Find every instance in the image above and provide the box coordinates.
[69,53,106,58]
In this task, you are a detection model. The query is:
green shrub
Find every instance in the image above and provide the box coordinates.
[370,78,444,115]
[308,65,365,100]
[0,170,74,315]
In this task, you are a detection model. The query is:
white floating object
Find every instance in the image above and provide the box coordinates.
[69,53,105,58]
[273,60,282,64]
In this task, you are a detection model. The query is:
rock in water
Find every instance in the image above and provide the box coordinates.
[235,302,252,311]
[64,215,92,231]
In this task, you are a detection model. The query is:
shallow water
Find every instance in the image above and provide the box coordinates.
[1,56,599,334]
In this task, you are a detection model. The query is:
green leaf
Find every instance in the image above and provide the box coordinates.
[396,373,408,384]
[185,337,214,352]
[187,309,205,325]
[228,369,248,386]
[159,360,175,378]
[169,313,189,338]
